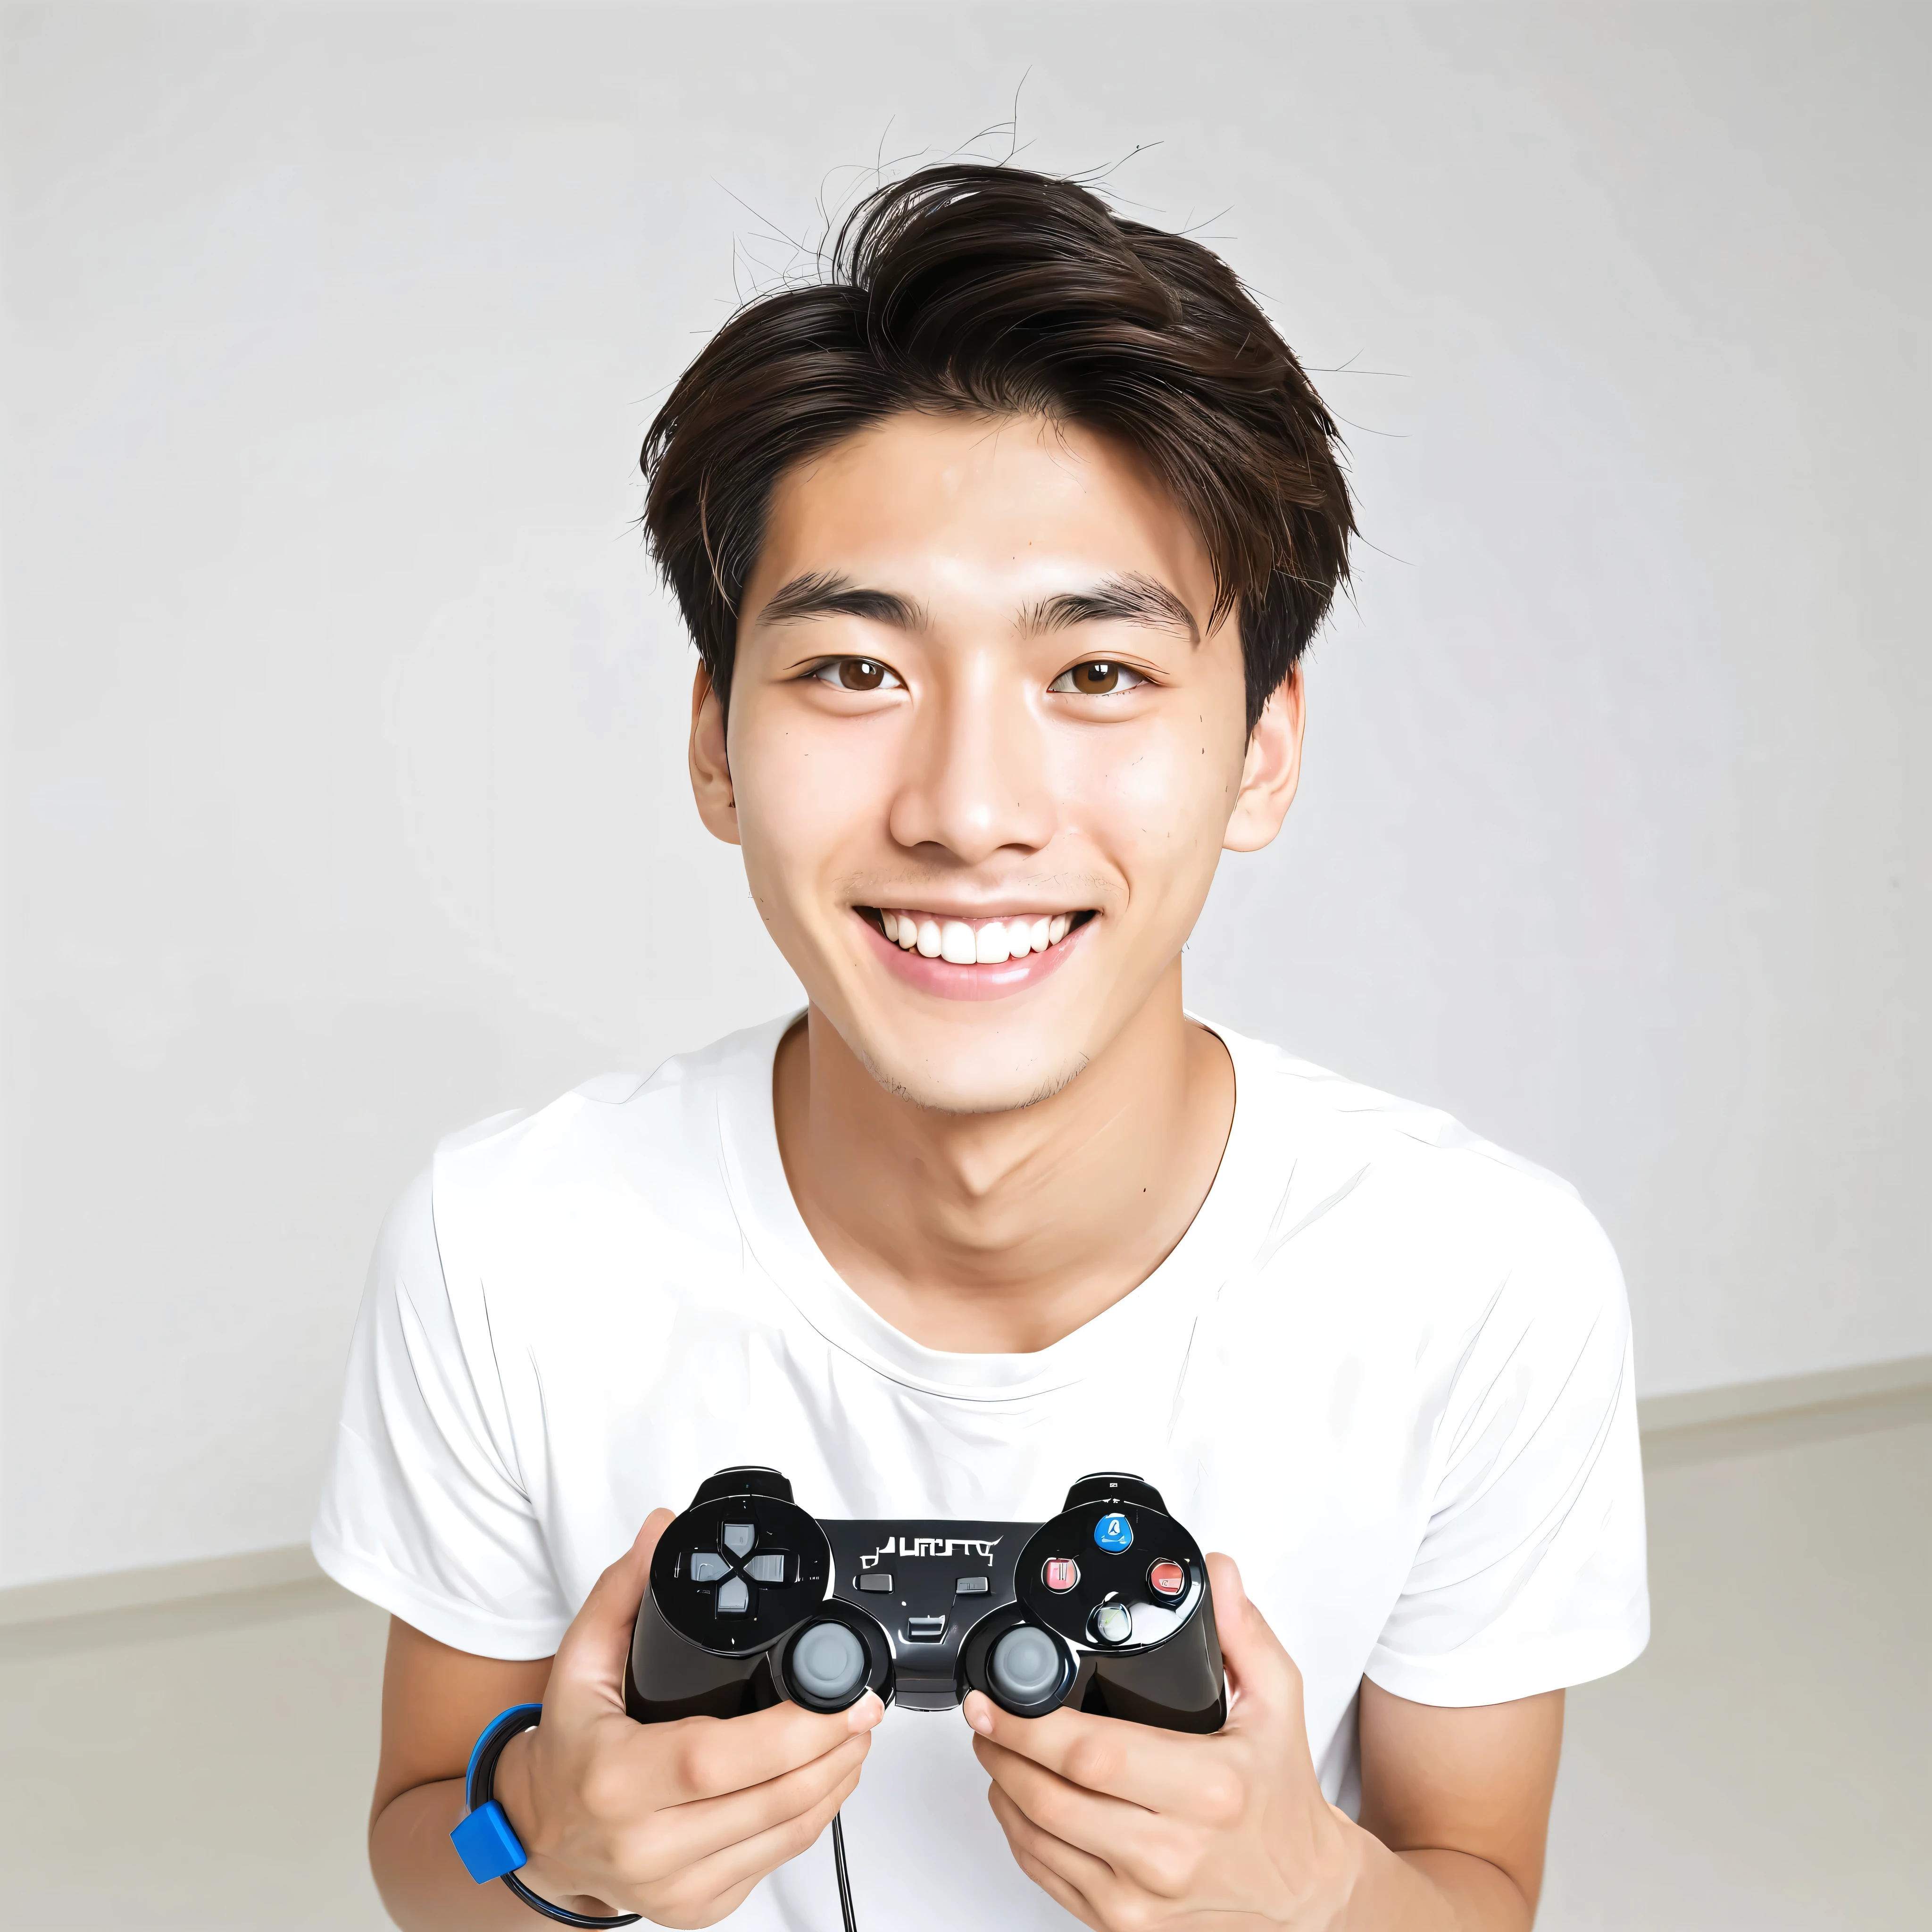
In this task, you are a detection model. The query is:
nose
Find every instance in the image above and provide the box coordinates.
[887,649,1056,864]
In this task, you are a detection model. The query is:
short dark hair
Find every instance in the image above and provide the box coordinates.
[641,164,1355,733]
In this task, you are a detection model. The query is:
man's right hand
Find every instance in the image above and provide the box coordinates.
[491,1510,883,1927]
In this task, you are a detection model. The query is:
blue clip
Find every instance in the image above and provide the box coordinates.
[452,1798,526,1883]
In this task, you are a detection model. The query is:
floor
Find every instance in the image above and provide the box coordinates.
[2,1420,1924,1931]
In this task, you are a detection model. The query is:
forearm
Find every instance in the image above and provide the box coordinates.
[1341,1826,1535,1932]
[371,1778,535,1932]
[369,1751,610,1932]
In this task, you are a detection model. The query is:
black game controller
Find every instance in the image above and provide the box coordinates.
[627,1467,1226,1733]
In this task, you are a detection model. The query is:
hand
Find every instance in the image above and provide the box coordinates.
[495,1510,883,1928]
[966,1553,1368,1931]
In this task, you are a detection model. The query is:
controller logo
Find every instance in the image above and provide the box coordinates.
[860,1535,1001,1568]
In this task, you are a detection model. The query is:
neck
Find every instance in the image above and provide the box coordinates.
[773,962,1235,1353]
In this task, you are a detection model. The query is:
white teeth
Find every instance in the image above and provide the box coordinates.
[888,910,1082,962]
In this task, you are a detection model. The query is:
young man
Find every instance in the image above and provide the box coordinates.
[315,165,1647,1932]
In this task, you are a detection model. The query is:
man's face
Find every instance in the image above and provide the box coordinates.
[695,409,1291,1114]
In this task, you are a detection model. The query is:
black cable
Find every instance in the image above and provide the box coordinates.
[832,1811,859,1932]
[466,1711,640,1927]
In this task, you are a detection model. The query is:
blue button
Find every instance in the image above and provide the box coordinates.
[1093,1513,1133,1554]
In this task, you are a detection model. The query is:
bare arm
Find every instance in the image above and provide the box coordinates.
[369,1618,560,1929]
[1358,1679,1565,1928]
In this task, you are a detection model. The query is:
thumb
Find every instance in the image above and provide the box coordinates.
[1206,1551,1307,1740]
[550,1507,675,1708]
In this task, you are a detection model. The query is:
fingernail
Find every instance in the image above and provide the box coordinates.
[963,1692,993,1735]
[848,1691,883,1729]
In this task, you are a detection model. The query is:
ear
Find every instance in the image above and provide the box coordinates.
[688,663,741,846]
[1223,666,1305,853]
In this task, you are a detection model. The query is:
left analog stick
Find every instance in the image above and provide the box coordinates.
[789,1621,867,1707]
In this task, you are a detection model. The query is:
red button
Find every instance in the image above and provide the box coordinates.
[1043,1557,1080,1592]
[1149,1560,1185,1597]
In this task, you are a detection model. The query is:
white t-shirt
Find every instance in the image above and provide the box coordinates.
[314,1014,1647,1931]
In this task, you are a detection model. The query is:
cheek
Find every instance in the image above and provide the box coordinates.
[729,710,894,898]
[1058,720,1243,882]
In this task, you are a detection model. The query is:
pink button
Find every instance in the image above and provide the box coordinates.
[1149,1560,1185,1597]
[1043,1557,1080,1592]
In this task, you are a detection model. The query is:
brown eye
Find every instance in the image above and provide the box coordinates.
[1050,660,1146,696]
[809,657,900,692]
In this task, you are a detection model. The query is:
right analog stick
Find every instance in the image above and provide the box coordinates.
[790,1621,867,1707]
[989,1625,1063,1705]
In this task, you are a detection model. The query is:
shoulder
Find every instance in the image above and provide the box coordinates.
[1213,1023,1624,1331]
[412,1016,790,1319]
[430,1016,783,1217]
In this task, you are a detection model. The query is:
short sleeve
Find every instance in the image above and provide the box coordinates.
[310,1165,574,1658]
[1365,1190,1649,1706]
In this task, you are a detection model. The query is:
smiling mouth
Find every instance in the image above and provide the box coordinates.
[858,907,1096,965]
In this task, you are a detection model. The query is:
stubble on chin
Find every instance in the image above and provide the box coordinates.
[850,1033,1096,1117]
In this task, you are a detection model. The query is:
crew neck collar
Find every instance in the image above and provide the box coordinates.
[714,1010,1284,1402]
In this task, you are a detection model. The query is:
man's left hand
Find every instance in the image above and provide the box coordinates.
[966,1552,1367,1931]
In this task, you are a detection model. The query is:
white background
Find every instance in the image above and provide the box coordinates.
[1,1,1924,1588]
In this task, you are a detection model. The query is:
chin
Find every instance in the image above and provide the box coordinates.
[849,1028,1095,1116]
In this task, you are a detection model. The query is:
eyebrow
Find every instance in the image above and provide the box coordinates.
[756,571,927,632]
[1023,572,1201,647]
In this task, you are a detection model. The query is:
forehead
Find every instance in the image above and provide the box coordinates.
[749,410,1214,609]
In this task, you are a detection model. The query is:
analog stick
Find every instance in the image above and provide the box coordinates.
[790,1621,867,1706]
[989,1625,1062,1705]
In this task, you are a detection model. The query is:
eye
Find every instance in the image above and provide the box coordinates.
[808,657,902,692]
[1049,660,1147,697]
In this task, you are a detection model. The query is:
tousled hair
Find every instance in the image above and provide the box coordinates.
[641,164,1355,733]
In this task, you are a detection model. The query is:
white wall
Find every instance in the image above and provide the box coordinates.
[1,1,1924,1588]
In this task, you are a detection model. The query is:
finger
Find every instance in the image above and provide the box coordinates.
[987,1781,1113,1930]
[642,1749,865,1918]
[549,1509,676,1705]
[625,1689,884,1807]
[1008,1847,1104,1932]
[629,1729,873,1880]
[1008,1836,1106,1932]
[963,1694,1214,1815]
[975,1735,1191,1889]
[1206,1551,1306,1735]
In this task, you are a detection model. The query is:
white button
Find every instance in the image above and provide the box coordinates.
[722,1523,756,1557]
[689,1552,728,1582]
[716,1576,750,1615]
[1091,1602,1133,1645]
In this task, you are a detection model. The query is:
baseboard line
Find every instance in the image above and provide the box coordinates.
[0,1541,328,1629]
[6,1354,1927,1629]
[1637,1353,1932,1471]
[1635,1352,1932,1433]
